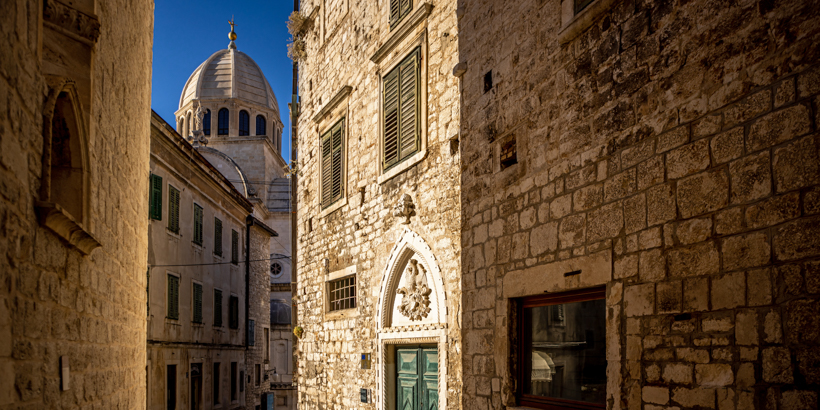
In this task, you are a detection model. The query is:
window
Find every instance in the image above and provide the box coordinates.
[516,287,606,410]
[575,0,595,14]
[239,110,250,136]
[230,362,237,402]
[248,319,255,346]
[186,112,192,137]
[168,185,180,234]
[389,0,412,29]
[229,295,239,329]
[213,362,221,405]
[193,204,203,245]
[321,119,344,208]
[382,48,420,171]
[264,328,270,362]
[270,262,283,278]
[167,365,177,410]
[214,289,223,327]
[256,115,266,136]
[255,364,261,386]
[214,218,223,256]
[500,138,518,169]
[203,109,211,135]
[150,174,163,220]
[192,282,203,323]
[328,276,356,312]
[231,229,239,265]
[167,274,180,320]
[218,108,229,135]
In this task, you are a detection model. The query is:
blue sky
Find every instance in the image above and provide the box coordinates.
[151,0,295,161]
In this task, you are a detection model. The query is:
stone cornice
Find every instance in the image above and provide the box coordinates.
[43,0,101,44]
[312,85,352,123]
[35,201,101,255]
[370,3,434,64]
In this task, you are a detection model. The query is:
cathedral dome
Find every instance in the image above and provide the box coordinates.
[179,48,280,116]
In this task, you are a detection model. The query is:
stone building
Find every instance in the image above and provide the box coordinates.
[147,110,277,410]
[0,0,153,408]
[293,0,462,409]
[457,0,820,409]
[292,0,820,410]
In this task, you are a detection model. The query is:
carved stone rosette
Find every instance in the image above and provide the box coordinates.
[397,259,432,321]
[392,194,416,224]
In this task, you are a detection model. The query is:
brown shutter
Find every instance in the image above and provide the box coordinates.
[400,0,412,21]
[383,69,400,169]
[321,128,333,208]
[398,49,419,161]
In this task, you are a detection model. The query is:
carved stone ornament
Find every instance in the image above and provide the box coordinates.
[188,103,209,147]
[43,0,101,43]
[396,259,432,321]
[392,194,416,224]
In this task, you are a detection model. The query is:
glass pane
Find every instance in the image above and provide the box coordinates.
[524,298,606,405]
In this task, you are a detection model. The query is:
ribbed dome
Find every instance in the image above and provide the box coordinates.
[179,48,279,115]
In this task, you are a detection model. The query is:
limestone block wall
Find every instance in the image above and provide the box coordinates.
[0,0,154,408]
[248,224,274,407]
[458,0,820,409]
[294,0,462,409]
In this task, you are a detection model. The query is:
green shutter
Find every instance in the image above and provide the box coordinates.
[400,0,412,21]
[331,121,344,203]
[168,186,180,234]
[321,128,333,207]
[150,174,163,220]
[390,0,411,28]
[193,204,203,245]
[193,282,203,323]
[214,289,223,327]
[214,218,223,256]
[167,274,179,320]
[321,119,345,209]
[231,230,239,264]
[383,49,420,171]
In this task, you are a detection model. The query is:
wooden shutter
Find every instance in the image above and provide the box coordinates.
[389,0,400,27]
[214,289,223,327]
[229,296,239,329]
[193,204,203,245]
[214,218,223,256]
[193,282,203,323]
[150,174,162,220]
[383,49,420,170]
[168,186,180,233]
[321,128,333,207]
[398,50,419,160]
[331,121,344,203]
[383,68,400,169]
[167,275,179,320]
[400,0,412,21]
[231,229,239,264]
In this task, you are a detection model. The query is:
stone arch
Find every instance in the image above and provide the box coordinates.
[376,228,447,329]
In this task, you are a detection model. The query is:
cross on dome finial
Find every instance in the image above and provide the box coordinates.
[228,16,237,49]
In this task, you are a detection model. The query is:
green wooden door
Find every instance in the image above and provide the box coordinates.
[397,347,438,410]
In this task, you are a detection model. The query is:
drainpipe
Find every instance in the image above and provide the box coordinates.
[290,0,300,355]
[245,217,251,348]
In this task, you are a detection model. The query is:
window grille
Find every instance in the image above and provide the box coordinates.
[239,110,250,136]
[149,174,162,220]
[214,289,223,327]
[167,274,179,319]
[218,108,229,135]
[192,282,203,323]
[214,218,223,256]
[383,48,420,171]
[321,119,345,208]
[168,185,180,233]
[328,276,356,312]
[193,204,203,245]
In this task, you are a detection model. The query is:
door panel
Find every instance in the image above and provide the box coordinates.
[396,347,438,410]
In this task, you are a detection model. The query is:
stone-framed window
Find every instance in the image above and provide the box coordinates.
[193,203,204,245]
[390,0,413,29]
[214,288,223,327]
[256,114,266,136]
[149,174,163,220]
[320,118,345,209]
[218,108,230,135]
[264,327,270,363]
[203,109,211,135]
[515,287,606,409]
[229,295,239,329]
[248,319,255,346]
[328,275,357,312]
[214,217,223,256]
[559,0,619,44]
[167,273,180,320]
[239,110,250,136]
[192,281,203,324]
[382,48,420,172]
[168,184,181,234]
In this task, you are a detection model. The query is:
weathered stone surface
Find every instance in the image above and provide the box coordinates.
[713,272,746,309]
[667,139,710,180]
[624,283,655,317]
[695,364,734,387]
[657,126,689,153]
[624,193,647,234]
[656,281,681,313]
[529,222,558,256]
[677,169,729,218]
[637,156,665,190]
[729,151,772,203]
[647,183,677,226]
[781,390,818,410]
[639,249,665,281]
[710,127,744,165]
[747,104,812,151]
[672,387,715,408]
[762,347,794,383]
[559,214,586,249]
[668,242,720,278]
[724,89,771,128]
[722,232,770,271]
[746,192,800,229]
[643,386,669,405]
[675,217,711,245]
[748,268,773,306]
[773,217,820,261]
[663,363,693,384]
[773,135,820,193]
[588,202,623,242]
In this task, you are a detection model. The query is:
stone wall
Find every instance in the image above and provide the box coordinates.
[0,0,154,408]
[248,223,274,407]
[458,0,820,409]
[294,0,462,409]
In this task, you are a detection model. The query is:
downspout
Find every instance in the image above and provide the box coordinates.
[245,216,252,348]
[290,0,300,354]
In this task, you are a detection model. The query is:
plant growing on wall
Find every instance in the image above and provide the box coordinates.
[293,325,304,339]
[287,11,308,62]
